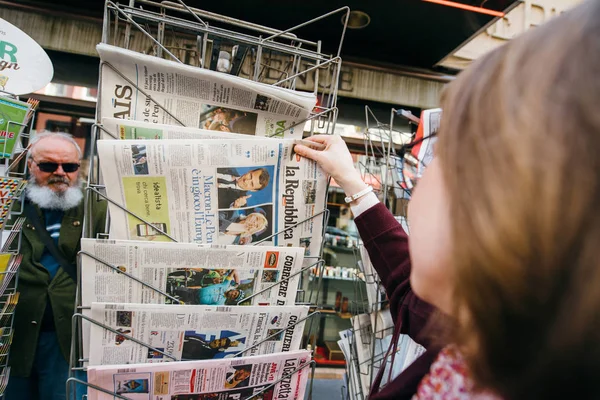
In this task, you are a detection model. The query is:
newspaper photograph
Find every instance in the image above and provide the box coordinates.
[80,239,305,307]
[101,118,255,141]
[87,350,311,400]
[97,44,317,138]
[88,303,309,366]
[97,139,327,256]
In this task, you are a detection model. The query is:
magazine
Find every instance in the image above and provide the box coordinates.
[0,177,24,230]
[87,303,309,366]
[0,253,21,297]
[0,96,31,158]
[97,44,316,138]
[87,350,311,400]
[80,239,305,307]
[97,139,327,257]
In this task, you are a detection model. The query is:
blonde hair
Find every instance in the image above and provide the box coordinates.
[436,1,600,398]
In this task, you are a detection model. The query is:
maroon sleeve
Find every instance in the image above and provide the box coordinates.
[354,202,436,348]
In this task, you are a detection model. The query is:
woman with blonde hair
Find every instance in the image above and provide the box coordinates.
[296,1,600,398]
[219,210,269,245]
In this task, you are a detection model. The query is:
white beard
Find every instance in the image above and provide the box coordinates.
[25,178,83,211]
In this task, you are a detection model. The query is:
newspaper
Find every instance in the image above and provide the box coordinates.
[88,303,309,366]
[87,350,311,400]
[403,108,441,189]
[97,139,327,257]
[338,329,361,400]
[97,44,316,138]
[80,239,305,307]
[357,244,386,313]
[101,118,254,141]
[370,309,394,340]
[350,314,425,398]
[351,314,385,397]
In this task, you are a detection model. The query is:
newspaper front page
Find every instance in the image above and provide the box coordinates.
[97,139,326,257]
[87,350,311,400]
[97,44,316,138]
[88,303,309,366]
[101,118,254,141]
[80,239,304,307]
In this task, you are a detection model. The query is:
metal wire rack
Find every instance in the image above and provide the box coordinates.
[67,1,349,398]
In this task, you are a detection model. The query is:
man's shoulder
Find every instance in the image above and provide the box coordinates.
[219,167,239,176]
[220,187,246,195]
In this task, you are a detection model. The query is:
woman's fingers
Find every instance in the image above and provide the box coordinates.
[293,143,322,162]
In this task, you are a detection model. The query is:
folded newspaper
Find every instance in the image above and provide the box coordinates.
[338,329,361,400]
[97,139,327,256]
[87,350,311,400]
[357,244,387,314]
[88,303,309,366]
[101,118,254,141]
[97,44,316,138]
[80,239,305,307]
[350,314,425,397]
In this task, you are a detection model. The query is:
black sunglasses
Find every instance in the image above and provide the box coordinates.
[32,159,80,173]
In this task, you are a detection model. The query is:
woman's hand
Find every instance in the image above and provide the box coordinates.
[294,135,367,196]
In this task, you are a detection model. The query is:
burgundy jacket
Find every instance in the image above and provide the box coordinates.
[354,202,439,399]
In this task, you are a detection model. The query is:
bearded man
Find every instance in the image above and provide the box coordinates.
[6,132,107,400]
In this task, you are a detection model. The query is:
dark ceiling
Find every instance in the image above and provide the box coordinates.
[6,0,518,71]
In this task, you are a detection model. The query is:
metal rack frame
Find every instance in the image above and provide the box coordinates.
[360,106,419,210]
[341,107,442,400]
[67,1,347,399]
[0,90,37,398]
[97,0,348,137]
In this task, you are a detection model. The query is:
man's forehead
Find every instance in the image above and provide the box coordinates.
[31,137,78,157]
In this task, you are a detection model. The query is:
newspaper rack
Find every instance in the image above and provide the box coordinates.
[340,108,438,399]
[68,1,345,399]
[343,263,394,400]
[359,106,419,208]
[70,181,331,398]
[341,107,410,400]
[97,0,348,138]
[0,89,36,397]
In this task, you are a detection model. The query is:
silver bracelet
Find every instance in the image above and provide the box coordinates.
[344,185,373,203]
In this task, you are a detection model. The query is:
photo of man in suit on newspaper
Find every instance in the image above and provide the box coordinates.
[216,166,274,209]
